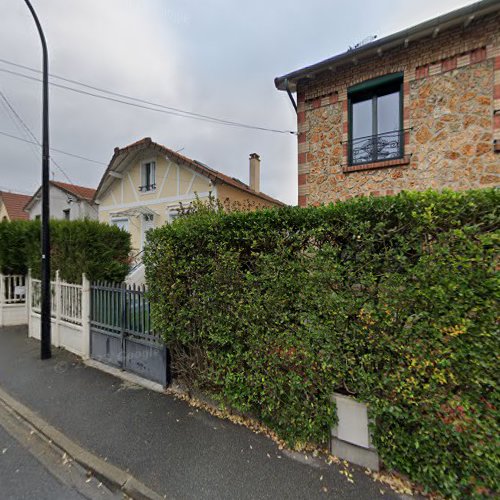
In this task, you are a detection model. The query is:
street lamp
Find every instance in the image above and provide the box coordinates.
[24,0,51,359]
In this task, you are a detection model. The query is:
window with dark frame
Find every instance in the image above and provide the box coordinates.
[63,208,70,220]
[348,74,404,166]
[140,161,156,192]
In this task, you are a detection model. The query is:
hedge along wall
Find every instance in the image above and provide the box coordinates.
[0,219,131,283]
[144,189,499,499]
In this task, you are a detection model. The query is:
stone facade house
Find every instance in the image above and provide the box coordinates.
[275,0,500,206]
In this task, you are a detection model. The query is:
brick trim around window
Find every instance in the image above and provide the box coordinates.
[296,45,500,207]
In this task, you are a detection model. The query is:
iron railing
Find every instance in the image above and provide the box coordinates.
[90,282,161,345]
[349,129,405,165]
[129,250,144,273]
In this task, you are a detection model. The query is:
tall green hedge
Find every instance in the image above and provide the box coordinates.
[0,219,131,283]
[145,189,499,498]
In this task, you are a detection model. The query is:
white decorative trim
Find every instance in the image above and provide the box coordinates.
[127,173,139,202]
[158,164,171,196]
[99,192,212,212]
[186,173,196,194]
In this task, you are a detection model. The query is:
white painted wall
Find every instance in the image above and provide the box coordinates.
[28,184,97,221]
[28,272,90,359]
[0,274,28,327]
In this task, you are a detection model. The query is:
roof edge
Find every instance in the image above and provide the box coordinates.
[275,0,499,92]
[94,138,286,207]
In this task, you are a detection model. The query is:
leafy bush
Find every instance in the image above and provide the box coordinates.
[144,189,499,498]
[0,219,131,283]
[0,219,39,275]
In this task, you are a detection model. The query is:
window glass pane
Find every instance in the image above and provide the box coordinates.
[150,162,156,185]
[112,219,129,232]
[352,98,372,139]
[351,98,373,164]
[377,90,400,160]
[377,91,400,134]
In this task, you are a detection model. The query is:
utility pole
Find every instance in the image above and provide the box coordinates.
[24,0,51,359]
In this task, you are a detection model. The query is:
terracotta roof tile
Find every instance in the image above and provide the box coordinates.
[0,191,31,220]
[50,181,96,201]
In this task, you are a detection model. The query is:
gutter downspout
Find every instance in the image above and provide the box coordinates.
[285,79,297,113]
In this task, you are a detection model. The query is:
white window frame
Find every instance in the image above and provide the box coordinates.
[111,217,129,232]
[140,160,156,193]
[166,207,180,224]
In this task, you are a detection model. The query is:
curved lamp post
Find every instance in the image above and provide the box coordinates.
[24,0,51,359]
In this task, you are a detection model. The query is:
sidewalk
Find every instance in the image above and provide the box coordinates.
[0,326,399,500]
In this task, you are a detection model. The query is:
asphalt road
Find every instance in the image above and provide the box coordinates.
[0,398,121,500]
[0,425,86,500]
[0,326,401,500]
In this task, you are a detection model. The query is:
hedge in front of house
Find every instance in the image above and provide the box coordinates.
[0,219,131,283]
[144,189,499,499]
[0,219,40,275]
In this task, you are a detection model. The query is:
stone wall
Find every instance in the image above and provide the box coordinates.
[297,13,500,206]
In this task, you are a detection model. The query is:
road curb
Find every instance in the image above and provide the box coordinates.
[0,385,165,500]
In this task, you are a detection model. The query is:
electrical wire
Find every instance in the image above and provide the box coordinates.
[0,90,76,184]
[0,60,297,135]
[0,91,100,208]
[0,130,107,166]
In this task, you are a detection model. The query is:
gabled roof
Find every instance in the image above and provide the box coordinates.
[51,181,96,202]
[94,137,285,206]
[0,191,31,220]
[24,181,97,211]
[275,0,500,92]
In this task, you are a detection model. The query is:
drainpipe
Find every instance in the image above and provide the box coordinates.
[285,78,297,113]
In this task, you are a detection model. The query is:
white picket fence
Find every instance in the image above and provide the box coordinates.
[28,271,90,358]
[0,274,28,327]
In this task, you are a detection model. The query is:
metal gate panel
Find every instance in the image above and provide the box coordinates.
[124,337,169,386]
[90,329,122,368]
[90,282,170,386]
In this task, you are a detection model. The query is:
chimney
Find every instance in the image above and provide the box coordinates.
[249,153,260,193]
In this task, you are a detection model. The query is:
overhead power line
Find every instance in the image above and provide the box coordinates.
[0,129,107,166]
[0,93,99,212]
[0,90,82,187]
[0,58,297,135]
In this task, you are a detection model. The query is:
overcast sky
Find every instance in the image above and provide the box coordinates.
[0,0,474,204]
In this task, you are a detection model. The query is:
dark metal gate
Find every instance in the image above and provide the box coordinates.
[90,282,170,386]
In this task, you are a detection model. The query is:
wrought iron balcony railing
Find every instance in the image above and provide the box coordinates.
[138,183,156,192]
[349,129,405,166]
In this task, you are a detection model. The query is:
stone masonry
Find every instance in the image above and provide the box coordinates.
[296,13,500,206]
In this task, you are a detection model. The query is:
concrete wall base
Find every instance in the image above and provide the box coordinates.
[330,437,380,471]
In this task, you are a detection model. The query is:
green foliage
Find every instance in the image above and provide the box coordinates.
[0,219,39,275]
[0,219,131,283]
[144,189,500,498]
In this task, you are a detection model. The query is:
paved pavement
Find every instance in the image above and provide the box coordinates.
[0,326,399,500]
[0,425,86,500]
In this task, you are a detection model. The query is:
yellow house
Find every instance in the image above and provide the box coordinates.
[94,138,284,281]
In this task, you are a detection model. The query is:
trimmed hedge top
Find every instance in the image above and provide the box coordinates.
[145,189,499,498]
[0,219,131,283]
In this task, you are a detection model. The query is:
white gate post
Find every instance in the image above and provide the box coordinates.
[54,270,61,347]
[27,269,32,337]
[0,273,4,328]
[81,273,90,359]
